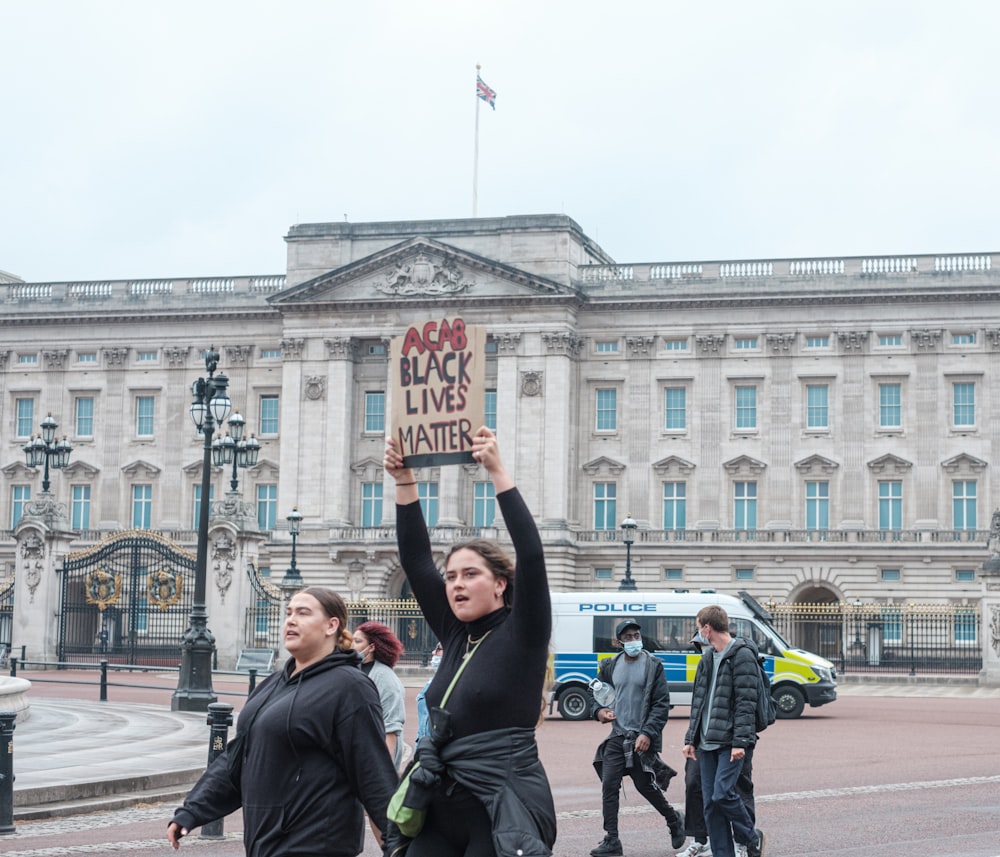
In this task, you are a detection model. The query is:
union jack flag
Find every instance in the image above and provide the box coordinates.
[476,74,496,110]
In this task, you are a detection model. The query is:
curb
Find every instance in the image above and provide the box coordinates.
[14,767,204,819]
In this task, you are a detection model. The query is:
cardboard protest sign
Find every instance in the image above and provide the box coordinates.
[390,317,486,468]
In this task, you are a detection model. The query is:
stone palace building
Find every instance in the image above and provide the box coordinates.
[2,214,999,668]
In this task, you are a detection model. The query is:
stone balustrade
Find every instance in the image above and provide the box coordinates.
[1,274,286,305]
[580,252,994,283]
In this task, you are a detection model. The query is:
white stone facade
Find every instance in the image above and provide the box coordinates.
[0,215,996,617]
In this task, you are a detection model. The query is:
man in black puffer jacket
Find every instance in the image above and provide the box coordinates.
[682,605,765,857]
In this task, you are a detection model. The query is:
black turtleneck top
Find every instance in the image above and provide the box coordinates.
[396,487,551,740]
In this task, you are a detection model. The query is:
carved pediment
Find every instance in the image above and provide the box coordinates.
[269,237,575,306]
[1,461,36,479]
[351,457,385,482]
[867,453,913,474]
[722,455,767,476]
[122,459,161,479]
[794,454,840,475]
[941,453,988,475]
[62,460,101,479]
[581,456,626,476]
[183,460,223,477]
[652,455,696,477]
[247,457,280,481]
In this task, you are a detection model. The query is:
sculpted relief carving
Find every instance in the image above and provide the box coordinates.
[375,252,474,297]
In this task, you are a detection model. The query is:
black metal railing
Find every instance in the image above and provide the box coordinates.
[769,602,983,676]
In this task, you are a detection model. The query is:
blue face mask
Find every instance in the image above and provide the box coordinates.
[623,638,643,657]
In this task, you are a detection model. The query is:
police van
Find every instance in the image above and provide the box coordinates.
[548,590,837,721]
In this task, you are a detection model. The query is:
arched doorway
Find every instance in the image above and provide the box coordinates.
[787,584,842,665]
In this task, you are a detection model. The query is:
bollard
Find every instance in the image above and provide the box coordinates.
[0,711,16,835]
[200,702,234,840]
[99,660,108,702]
[248,668,257,694]
[8,658,15,678]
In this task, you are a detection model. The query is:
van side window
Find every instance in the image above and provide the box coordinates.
[594,616,694,653]
[730,618,777,655]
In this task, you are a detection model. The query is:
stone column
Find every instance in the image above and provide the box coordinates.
[980,511,1000,686]
[837,332,869,529]
[12,512,76,662]
[325,337,358,526]
[203,519,268,670]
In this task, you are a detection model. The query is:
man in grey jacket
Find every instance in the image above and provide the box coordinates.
[589,619,685,857]
[683,605,765,857]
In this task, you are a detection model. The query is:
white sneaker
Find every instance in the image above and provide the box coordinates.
[678,843,712,857]
[735,843,749,857]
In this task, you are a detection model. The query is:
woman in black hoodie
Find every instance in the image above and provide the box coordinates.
[168,586,398,857]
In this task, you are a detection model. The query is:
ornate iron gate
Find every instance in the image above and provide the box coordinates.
[0,573,13,660]
[59,530,196,666]
[244,563,283,652]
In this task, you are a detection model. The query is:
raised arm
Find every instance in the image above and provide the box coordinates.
[470,428,550,640]
[384,436,451,632]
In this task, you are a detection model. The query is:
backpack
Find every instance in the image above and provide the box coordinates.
[754,656,777,732]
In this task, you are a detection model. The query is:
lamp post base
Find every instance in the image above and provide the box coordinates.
[172,631,218,712]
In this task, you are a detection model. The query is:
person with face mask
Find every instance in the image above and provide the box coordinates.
[588,619,685,857]
[415,642,443,742]
[352,621,407,772]
[679,628,757,857]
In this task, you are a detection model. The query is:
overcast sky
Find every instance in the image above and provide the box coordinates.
[2,1,998,282]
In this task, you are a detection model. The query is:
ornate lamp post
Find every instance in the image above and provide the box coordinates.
[23,413,73,493]
[619,514,638,591]
[281,507,303,587]
[172,347,231,712]
[212,410,261,491]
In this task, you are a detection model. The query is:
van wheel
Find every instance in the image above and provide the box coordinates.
[772,684,805,719]
[557,687,590,721]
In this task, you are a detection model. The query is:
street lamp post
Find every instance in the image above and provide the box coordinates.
[23,413,73,493]
[173,347,232,712]
[619,514,638,591]
[282,507,303,587]
[212,410,261,491]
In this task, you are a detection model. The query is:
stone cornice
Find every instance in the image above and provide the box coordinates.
[696,335,726,354]
[325,337,359,360]
[766,333,796,353]
[280,338,305,359]
[541,331,583,356]
[625,335,656,356]
[910,328,943,350]
[837,331,868,351]
[225,344,254,365]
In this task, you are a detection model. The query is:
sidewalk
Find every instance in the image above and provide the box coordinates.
[7,668,1000,820]
[9,670,251,820]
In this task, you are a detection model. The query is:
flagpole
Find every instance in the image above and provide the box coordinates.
[473,63,481,218]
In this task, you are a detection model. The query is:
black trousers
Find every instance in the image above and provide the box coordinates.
[683,745,756,842]
[406,781,496,857]
[600,734,681,836]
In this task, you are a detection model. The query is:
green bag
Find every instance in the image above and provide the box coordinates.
[387,762,426,837]
[385,631,491,838]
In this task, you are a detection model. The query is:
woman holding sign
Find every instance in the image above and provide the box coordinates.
[383,426,556,857]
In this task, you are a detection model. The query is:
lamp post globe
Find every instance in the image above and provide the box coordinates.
[619,514,638,591]
[23,413,73,494]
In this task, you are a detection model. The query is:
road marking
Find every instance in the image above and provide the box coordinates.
[0,834,242,856]
[9,776,1000,856]
[557,774,1000,819]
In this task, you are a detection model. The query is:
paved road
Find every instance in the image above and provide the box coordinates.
[5,676,1000,856]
